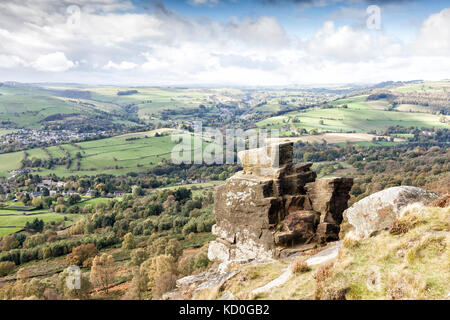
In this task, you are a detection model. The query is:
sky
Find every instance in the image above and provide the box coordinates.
[0,0,449,86]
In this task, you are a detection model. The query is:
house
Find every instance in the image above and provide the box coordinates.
[42,179,53,186]
[114,191,126,198]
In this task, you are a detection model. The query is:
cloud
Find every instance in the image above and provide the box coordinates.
[306,21,403,61]
[225,16,289,48]
[103,60,137,70]
[0,0,448,85]
[188,0,220,7]
[32,52,75,72]
[414,8,450,56]
[0,55,28,68]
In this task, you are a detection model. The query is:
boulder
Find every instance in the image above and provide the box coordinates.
[209,142,354,262]
[343,186,438,239]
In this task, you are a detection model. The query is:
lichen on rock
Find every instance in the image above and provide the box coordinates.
[208,142,353,262]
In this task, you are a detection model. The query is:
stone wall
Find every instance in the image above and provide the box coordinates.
[208,142,353,262]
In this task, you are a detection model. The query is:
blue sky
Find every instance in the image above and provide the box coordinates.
[138,0,448,37]
[0,0,449,85]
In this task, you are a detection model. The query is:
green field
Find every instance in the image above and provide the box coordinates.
[0,84,222,127]
[155,180,224,198]
[0,130,207,177]
[257,95,449,134]
[0,211,84,236]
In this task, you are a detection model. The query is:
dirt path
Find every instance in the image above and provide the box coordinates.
[250,241,342,297]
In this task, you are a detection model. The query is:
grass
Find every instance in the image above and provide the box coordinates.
[0,209,48,215]
[217,204,449,300]
[326,205,449,300]
[0,130,206,177]
[76,197,113,208]
[221,261,290,300]
[0,228,22,237]
[257,95,449,134]
[156,181,223,198]
[0,151,25,177]
[0,212,84,236]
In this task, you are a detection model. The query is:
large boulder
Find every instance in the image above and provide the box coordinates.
[208,141,353,262]
[343,186,438,239]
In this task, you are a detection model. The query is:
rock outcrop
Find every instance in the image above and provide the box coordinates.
[343,186,438,239]
[208,142,353,262]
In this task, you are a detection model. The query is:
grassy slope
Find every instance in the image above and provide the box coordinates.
[0,212,84,236]
[257,95,449,134]
[0,130,203,177]
[222,205,449,300]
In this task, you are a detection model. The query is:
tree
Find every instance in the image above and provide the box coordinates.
[152,272,177,298]
[141,254,176,289]
[174,188,192,203]
[42,188,50,197]
[66,244,98,268]
[57,269,92,300]
[1,235,20,251]
[25,218,44,232]
[130,248,148,266]
[32,197,43,209]
[165,239,182,260]
[148,237,167,256]
[90,254,115,293]
[132,185,144,198]
[122,233,136,250]
[68,194,81,205]
[124,267,147,300]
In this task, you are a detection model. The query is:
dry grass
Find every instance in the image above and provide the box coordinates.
[322,205,450,300]
[292,260,310,274]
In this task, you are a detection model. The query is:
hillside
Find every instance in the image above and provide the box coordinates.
[0,129,206,177]
[169,203,449,300]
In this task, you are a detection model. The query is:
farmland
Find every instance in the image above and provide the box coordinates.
[0,209,83,236]
[257,94,448,135]
[0,129,207,177]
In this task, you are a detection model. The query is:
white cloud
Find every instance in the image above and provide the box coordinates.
[0,55,28,68]
[103,60,137,70]
[306,21,403,62]
[32,52,75,72]
[0,0,448,85]
[414,8,450,56]
[225,16,289,49]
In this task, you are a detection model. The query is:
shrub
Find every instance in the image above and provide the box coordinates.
[152,272,177,298]
[25,218,44,232]
[193,252,210,270]
[314,262,334,283]
[165,239,182,260]
[142,254,176,288]
[122,233,136,250]
[292,260,310,274]
[130,248,148,266]
[23,234,47,249]
[66,243,98,268]
[177,254,195,276]
[148,237,168,256]
[0,261,15,276]
[123,267,147,300]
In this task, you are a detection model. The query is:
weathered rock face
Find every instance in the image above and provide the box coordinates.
[208,142,353,262]
[343,186,438,239]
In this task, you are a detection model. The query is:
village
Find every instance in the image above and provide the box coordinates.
[0,129,106,149]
